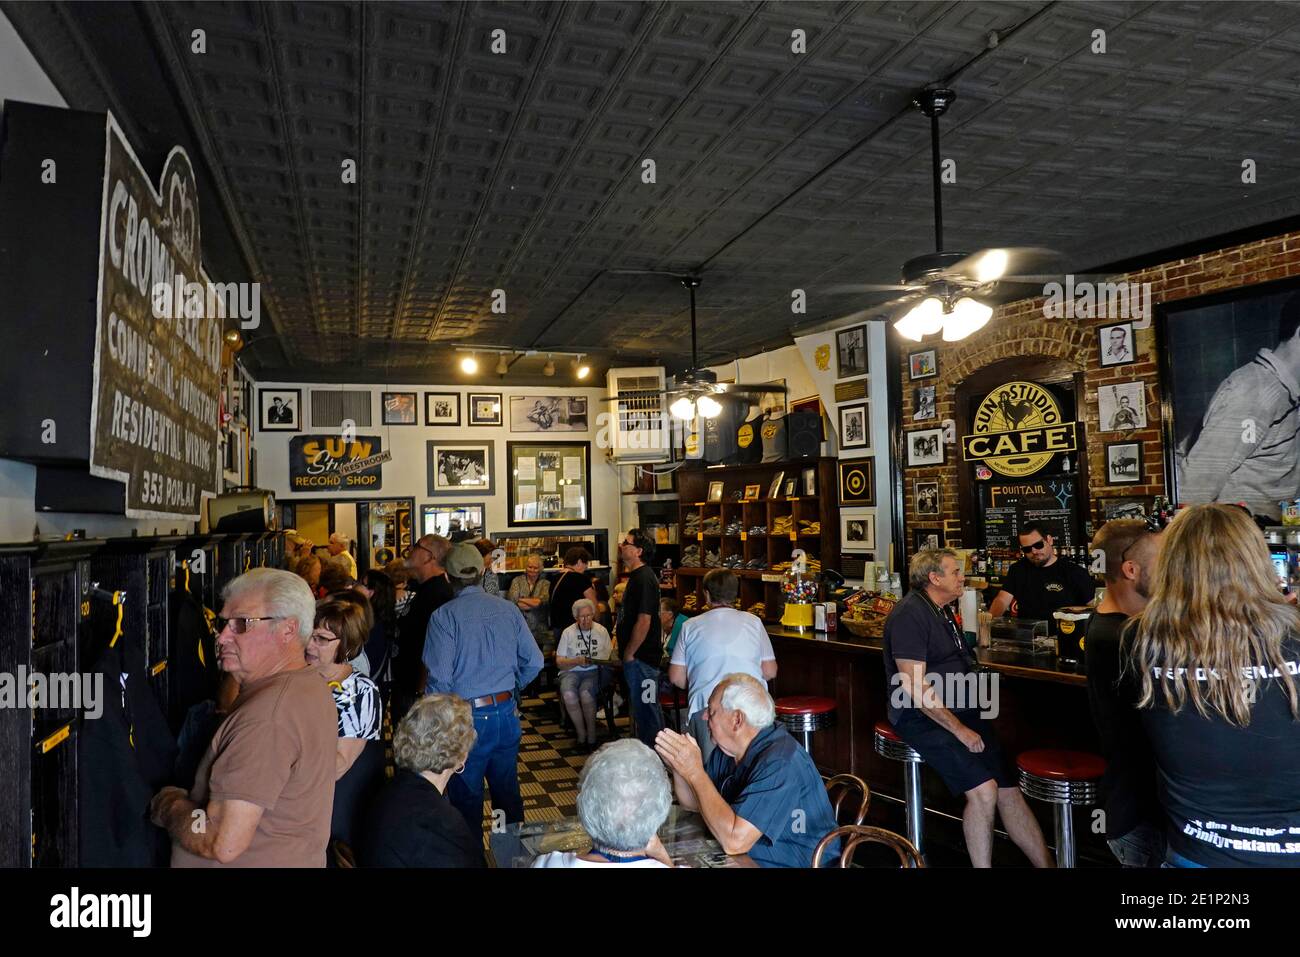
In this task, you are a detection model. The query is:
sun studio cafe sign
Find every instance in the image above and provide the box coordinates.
[960,380,1079,478]
[91,114,223,518]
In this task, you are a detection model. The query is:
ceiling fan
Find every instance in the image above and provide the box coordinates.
[602,270,787,420]
[823,88,1077,342]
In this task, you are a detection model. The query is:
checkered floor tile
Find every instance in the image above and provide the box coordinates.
[475,688,632,834]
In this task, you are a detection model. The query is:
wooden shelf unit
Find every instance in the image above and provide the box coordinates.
[673,458,840,622]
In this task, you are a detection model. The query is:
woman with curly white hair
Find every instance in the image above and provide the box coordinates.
[357,693,484,867]
[533,739,673,868]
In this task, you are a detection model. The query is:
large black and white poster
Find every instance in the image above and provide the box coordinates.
[90,115,222,518]
[1166,281,1300,520]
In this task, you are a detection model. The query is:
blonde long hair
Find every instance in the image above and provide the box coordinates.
[1127,504,1300,726]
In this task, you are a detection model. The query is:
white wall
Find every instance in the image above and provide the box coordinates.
[253,382,624,565]
[0,12,185,542]
[795,323,896,579]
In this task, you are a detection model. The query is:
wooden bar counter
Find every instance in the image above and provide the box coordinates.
[765,625,1114,865]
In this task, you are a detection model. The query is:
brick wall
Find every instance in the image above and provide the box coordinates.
[898,230,1300,556]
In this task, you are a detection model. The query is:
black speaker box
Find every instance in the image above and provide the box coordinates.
[786,410,822,458]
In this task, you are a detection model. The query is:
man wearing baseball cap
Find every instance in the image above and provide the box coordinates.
[423,541,544,835]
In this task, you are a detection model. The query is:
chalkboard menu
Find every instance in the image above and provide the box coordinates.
[977,475,1080,549]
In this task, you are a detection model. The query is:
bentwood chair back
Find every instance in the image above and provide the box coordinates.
[812,825,925,868]
[824,773,871,825]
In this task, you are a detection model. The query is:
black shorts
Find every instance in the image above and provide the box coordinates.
[891,709,1017,796]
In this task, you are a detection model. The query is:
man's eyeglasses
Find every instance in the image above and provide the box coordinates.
[215,616,282,635]
[1020,539,1047,554]
[408,543,433,561]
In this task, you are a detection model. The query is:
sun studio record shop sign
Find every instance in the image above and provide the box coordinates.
[90,114,223,518]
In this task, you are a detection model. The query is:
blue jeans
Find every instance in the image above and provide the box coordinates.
[1107,821,1166,868]
[622,658,664,747]
[447,696,524,836]
[1163,848,1206,868]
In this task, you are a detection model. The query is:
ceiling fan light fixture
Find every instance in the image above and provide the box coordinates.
[895,296,943,341]
[942,298,993,341]
[669,396,696,421]
[974,249,1009,283]
[696,395,722,418]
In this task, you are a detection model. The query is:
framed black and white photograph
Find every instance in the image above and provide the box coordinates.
[258,388,301,432]
[915,479,940,515]
[423,392,461,427]
[1098,496,1150,522]
[1163,279,1300,519]
[468,392,502,426]
[838,402,869,450]
[913,528,943,552]
[420,503,485,540]
[836,325,868,379]
[381,391,418,425]
[1099,321,1136,367]
[509,395,588,432]
[908,349,938,380]
[913,385,937,421]
[783,477,798,498]
[507,441,591,527]
[838,458,875,507]
[906,427,945,467]
[768,471,785,501]
[802,466,817,497]
[426,440,495,497]
[708,481,724,503]
[841,512,876,552]
[1097,381,1147,433]
[1105,441,1143,485]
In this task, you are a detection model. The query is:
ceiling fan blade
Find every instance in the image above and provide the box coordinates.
[824,282,924,295]
[945,246,1064,284]
[715,382,790,394]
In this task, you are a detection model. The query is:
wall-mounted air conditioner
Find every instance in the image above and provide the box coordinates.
[606,367,670,463]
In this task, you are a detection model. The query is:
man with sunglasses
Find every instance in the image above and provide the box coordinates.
[1085,519,1165,867]
[393,534,453,723]
[151,569,336,867]
[988,522,1095,623]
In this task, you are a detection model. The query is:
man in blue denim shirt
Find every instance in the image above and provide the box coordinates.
[424,542,543,836]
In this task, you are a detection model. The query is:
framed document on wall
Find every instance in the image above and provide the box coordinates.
[507,441,591,526]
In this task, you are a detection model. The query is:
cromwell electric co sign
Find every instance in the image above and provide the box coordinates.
[960,381,1079,478]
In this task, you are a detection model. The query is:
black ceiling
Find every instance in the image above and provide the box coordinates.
[9,1,1300,384]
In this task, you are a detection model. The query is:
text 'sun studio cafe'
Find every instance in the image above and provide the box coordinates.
[1,0,1299,936]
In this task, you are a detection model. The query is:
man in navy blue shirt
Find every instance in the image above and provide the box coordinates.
[656,674,838,867]
[424,542,543,836]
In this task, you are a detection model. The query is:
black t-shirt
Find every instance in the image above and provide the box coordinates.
[617,564,663,665]
[549,569,593,631]
[1084,611,1161,841]
[357,769,485,868]
[1001,556,1095,622]
[395,575,454,694]
[882,590,976,725]
[1140,636,1300,867]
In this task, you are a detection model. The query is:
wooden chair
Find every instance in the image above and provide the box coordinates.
[824,773,870,826]
[812,825,925,868]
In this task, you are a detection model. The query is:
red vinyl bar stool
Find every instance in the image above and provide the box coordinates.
[658,687,688,733]
[774,696,837,753]
[873,720,926,858]
[1017,749,1107,868]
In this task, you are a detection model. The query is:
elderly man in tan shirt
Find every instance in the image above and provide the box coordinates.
[151,569,336,867]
